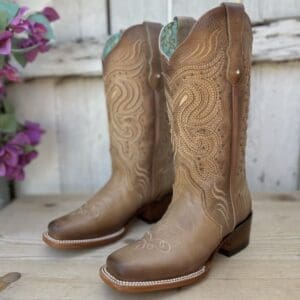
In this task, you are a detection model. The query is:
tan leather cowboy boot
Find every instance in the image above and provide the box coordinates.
[42,22,173,249]
[100,3,253,292]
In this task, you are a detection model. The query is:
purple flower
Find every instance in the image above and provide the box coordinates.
[19,37,39,62]
[9,6,30,33]
[19,150,38,165]
[0,31,13,55]
[20,22,50,63]
[0,137,40,181]
[6,165,25,181]
[42,7,59,22]
[24,121,44,145]
[10,6,28,26]
[0,144,22,167]
[10,132,31,146]
[29,21,47,40]
[0,63,20,82]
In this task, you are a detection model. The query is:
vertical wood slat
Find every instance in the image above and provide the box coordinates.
[172,0,221,20]
[109,0,169,33]
[52,0,108,42]
[7,78,111,195]
[7,79,61,195]
[247,62,300,192]
[242,0,300,23]
[55,78,111,193]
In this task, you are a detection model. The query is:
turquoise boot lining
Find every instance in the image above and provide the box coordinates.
[159,18,178,60]
[102,31,122,59]
[104,20,179,60]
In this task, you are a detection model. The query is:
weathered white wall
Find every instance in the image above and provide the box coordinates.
[6,0,300,196]
[16,0,107,42]
[8,78,111,195]
[247,62,300,191]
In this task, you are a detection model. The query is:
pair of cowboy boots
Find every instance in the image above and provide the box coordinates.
[43,3,253,293]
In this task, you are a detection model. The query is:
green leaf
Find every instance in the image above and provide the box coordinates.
[24,144,34,153]
[0,0,19,23]
[2,100,14,114]
[11,38,28,67]
[0,55,5,68]
[11,37,19,48]
[0,10,8,31]
[28,13,54,40]
[13,51,27,67]
[0,113,18,133]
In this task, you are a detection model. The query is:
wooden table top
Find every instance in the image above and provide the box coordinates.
[0,193,299,299]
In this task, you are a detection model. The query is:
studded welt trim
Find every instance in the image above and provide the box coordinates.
[43,227,125,245]
[101,265,206,287]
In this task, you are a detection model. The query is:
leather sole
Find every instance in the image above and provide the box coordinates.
[99,213,252,292]
[42,193,172,250]
[42,227,126,250]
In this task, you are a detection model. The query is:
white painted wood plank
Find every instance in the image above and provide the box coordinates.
[51,0,107,42]
[15,0,50,11]
[16,0,108,42]
[252,19,300,62]
[0,193,299,299]
[246,62,300,192]
[172,0,221,20]
[18,40,104,79]
[172,0,300,24]
[110,0,169,33]
[242,0,300,23]
[7,79,61,195]
[18,19,300,79]
[55,78,111,193]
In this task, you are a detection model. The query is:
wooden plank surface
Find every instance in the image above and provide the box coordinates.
[0,193,299,299]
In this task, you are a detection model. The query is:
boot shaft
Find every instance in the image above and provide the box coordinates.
[159,4,252,233]
[102,23,173,202]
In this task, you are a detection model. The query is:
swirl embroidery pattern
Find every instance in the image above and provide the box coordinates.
[104,39,150,200]
[135,231,171,252]
[163,25,232,231]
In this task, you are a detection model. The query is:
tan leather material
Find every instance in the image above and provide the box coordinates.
[175,17,196,44]
[145,22,163,90]
[224,3,245,85]
[105,3,252,283]
[46,22,173,242]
